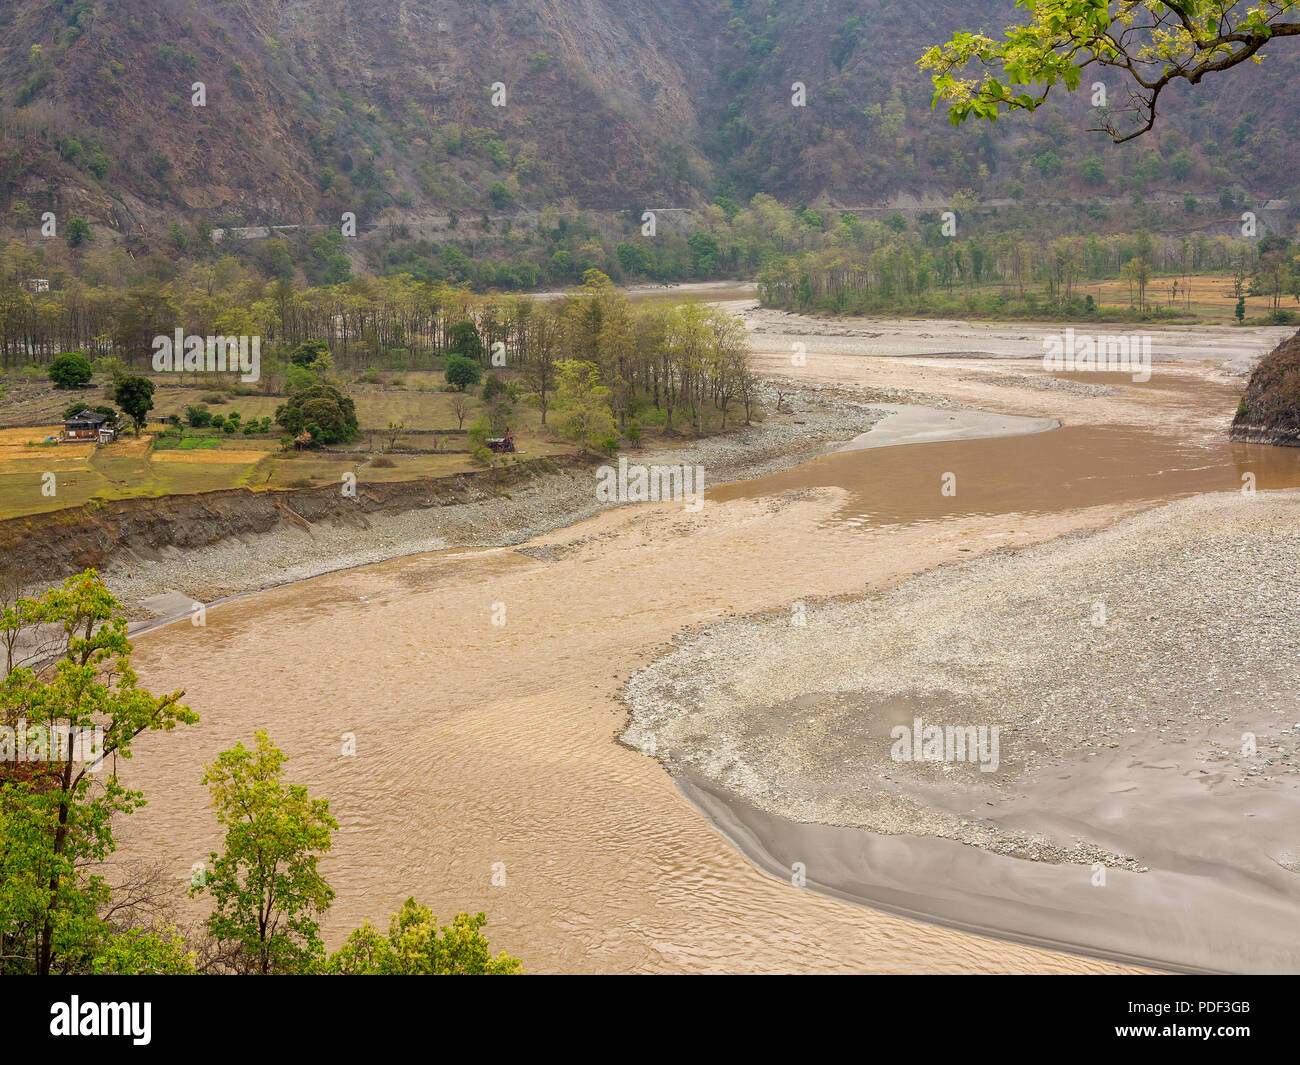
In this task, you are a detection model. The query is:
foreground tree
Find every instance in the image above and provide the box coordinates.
[0,572,196,974]
[326,898,522,975]
[923,1,1300,141]
[113,374,155,435]
[195,730,337,974]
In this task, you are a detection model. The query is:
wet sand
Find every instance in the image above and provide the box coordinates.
[631,490,1300,974]
[108,335,1293,973]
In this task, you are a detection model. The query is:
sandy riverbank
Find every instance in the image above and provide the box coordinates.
[623,490,1300,972]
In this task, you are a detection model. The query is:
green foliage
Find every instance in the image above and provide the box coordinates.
[481,371,506,403]
[114,374,155,434]
[552,360,617,451]
[185,405,213,428]
[923,1,1300,143]
[449,319,484,361]
[274,384,359,444]
[194,730,337,975]
[91,925,199,975]
[327,899,522,974]
[0,572,197,975]
[289,338,330,367]
[49,352,94,389]
[444,353,483,391]
[65,218,92,247]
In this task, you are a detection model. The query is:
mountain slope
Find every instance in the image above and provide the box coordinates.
[2,0,1299,236]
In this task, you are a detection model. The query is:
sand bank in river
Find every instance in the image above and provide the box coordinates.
[623,490,1300,972]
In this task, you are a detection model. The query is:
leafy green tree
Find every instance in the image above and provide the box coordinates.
[0,572,196,975]
[185,405,213,428]
[1081,155,1106,186]
[327,898,522,974]
[49,352,94,389]
[924,2,1300,142]
[91,924,199,975]
[449,320,484,362]
[274,384,359,443]
[552,360,617,451]
[194,731,337,975]
[289,338,330,367]
[114,374,155,435]
[444,353,483,392]
[65,218,92,247]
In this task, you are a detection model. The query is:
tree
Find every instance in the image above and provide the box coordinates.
[326,899,522,974]
[65,218,92,247]
[444,353,483,392]
[523,309,561,425]
[275,384,359,444]
[552,360,618,452]
[450,392,472,430]
[194,730,337,975]
[924,2,1300,142]
[0,572,196,975]
[289,338,330,367]
[448,320,484,362]
[185,405,213,428]
[49,352,94,389]
[114,374,155,435]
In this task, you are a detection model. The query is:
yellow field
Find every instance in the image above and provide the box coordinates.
[150,448,273,465]
[0,425,65,446]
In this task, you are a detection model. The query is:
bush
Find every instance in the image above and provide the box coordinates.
[211,414,226,429]
[49,352,94,389]
[445,354,483,392]
[481,371,506,403]
[275,384,360,444]
[185,405,213,428]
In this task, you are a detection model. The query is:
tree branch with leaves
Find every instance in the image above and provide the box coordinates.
[922,0,1300,142]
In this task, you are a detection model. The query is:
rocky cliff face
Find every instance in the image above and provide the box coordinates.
[1231,329,1300,446]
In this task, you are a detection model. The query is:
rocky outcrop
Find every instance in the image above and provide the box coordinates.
[1230,328,1300,446]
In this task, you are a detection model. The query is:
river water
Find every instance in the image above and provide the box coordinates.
[114,366,1300,973]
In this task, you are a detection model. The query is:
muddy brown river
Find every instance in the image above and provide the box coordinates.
[114,360,1300,973]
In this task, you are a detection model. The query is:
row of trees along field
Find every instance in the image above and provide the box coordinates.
[0,572,522,975]
[758,223,1281,317]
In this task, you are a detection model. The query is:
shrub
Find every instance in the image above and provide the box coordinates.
[444,354,483,392]
[275,384,360,444]
[49,352,94,389]
[481,371,506,403]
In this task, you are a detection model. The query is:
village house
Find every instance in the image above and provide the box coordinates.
[62,410,114,444]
